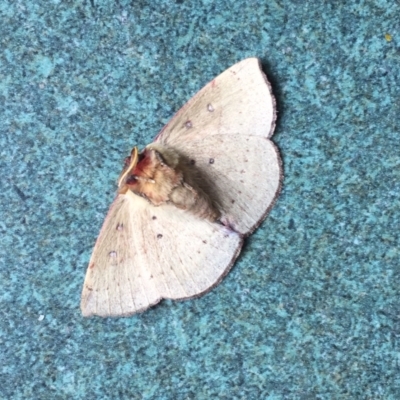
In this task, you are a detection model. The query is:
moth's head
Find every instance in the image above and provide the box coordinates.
[117,147,139,192]
[117,144,181,194]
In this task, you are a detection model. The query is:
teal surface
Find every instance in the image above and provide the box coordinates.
[1,1,399,399]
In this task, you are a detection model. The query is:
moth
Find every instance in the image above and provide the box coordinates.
[81,58,282,317]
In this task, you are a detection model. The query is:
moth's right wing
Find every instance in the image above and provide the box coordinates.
[155,58,282,236]
[81,192,242,317]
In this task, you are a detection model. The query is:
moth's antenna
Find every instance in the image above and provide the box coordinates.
[118,147,139,188]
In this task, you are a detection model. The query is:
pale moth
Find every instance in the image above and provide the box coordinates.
[81,58,282,317]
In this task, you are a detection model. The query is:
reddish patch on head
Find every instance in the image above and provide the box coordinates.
[125,151,153,186]
[134,151,152,175]
[211,79,217,88]
[89,263,95,269]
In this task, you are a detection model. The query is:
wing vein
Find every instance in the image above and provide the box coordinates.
[158,234,190,298]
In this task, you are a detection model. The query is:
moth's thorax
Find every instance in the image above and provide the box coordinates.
[120,143,220,222]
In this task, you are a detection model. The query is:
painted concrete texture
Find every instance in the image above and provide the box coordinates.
[0,1,399,398]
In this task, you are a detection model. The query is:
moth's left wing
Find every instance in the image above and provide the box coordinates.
[81,194,159,317]
[81,192,242,317]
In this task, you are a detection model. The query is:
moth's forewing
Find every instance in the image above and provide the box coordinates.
[81,192,243,317]
[81,194,160,317]
[155,57,282,235]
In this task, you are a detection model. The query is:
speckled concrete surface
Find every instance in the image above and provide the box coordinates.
[1,0,399,399]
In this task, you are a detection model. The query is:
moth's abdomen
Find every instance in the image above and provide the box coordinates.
[169,183,220,222]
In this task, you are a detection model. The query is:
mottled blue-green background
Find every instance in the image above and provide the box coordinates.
[1,0,399,399]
